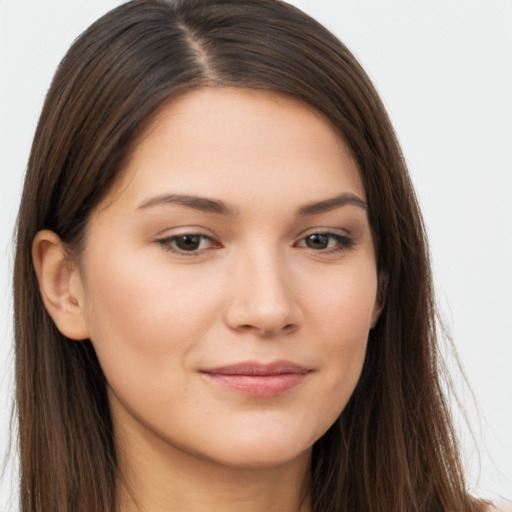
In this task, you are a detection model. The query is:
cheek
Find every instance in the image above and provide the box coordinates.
[302,263,377,409]
[81,250,222,386]
[306,260,378,345]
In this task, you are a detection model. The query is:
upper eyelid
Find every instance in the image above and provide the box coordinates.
[157,233,218,245]
[156,233,220,256]
[295,232,354,245]
[154,227,353,241]
[295,226,353,239]
[156,232,352,257]
[154,224,217,237]
[155,226,223,248]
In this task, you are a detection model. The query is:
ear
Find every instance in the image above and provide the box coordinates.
[32,230,90,340]
[371,271,388,328]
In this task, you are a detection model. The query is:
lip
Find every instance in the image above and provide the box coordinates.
[200,360,311,397]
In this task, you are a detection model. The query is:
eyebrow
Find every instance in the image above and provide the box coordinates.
[296,193,367,216]
[137,194,239,216]
[136,192,367,217]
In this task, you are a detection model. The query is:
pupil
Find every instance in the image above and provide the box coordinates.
[177,235,201,251]
[307,234,329,249]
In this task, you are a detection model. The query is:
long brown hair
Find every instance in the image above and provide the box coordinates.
[13,0,486,511]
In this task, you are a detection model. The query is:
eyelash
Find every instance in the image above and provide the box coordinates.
[156,234,219,255]
[156,232,355,256]
[295,233,355,254]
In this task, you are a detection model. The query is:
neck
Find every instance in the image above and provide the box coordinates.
[115,413,311,512]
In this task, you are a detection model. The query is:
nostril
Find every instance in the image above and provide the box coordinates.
[237,323,297,337]
[261,324,296,336]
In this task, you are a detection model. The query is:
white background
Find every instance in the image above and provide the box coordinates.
[1,0,511,509]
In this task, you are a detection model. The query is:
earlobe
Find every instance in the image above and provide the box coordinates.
[32,230,90,340]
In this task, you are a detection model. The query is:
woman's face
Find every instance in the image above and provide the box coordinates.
[76,88,380,470]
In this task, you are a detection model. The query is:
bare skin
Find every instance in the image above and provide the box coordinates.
[33,88,382,512]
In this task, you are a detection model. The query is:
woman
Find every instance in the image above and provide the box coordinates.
[12,0,494,511]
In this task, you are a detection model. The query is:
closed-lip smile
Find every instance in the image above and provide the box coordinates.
[200,360,311,397]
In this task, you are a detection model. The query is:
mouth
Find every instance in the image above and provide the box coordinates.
[200,361,311,397]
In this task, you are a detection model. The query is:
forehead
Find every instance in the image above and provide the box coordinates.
[100,87,365,214]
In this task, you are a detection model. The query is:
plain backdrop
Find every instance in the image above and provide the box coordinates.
[1,0,511,508]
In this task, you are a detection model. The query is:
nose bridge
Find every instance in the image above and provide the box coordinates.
[225,238,299,335]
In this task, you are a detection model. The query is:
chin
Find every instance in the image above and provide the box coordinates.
[187,424,320,470]
[205,443,311,471]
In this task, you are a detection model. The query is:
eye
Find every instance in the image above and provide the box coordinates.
[157,233,219,254]
[296,232,354,253]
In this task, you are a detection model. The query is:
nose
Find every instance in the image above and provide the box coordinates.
[224,245,302,337]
